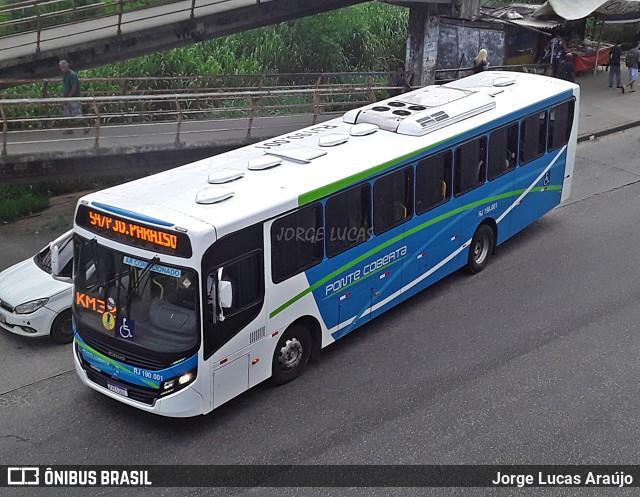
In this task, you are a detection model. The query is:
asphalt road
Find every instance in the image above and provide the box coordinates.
[3,128,640,497]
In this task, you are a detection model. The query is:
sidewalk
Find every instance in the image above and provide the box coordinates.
[577,68,640,141]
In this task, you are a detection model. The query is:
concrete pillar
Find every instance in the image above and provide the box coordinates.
[404,0,481,86]
[406,9,439,87]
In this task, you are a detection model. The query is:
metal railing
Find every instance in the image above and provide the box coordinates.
[0,0,255,54]
[0,82,391,156]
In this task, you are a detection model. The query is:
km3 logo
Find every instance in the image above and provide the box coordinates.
[7,467,39,485]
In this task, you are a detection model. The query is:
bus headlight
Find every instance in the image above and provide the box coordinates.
[15,298,49,314]
[161,370,196,396]
[178,372,193,385]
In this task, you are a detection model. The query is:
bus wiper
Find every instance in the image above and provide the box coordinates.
[132,256,160,295]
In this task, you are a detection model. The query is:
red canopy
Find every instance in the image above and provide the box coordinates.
[573,46,611,72]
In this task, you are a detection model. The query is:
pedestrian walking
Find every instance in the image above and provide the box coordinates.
[609,41,622,89]
[473,49,489,74]
[59,60,90,134]
[622,42,640,94]
[549,33,566,78]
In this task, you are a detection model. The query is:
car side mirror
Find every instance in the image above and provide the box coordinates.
[51,244,72,282]
[50,230,73,282]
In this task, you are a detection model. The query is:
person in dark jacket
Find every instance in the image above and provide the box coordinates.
[609,41,622,89]
[558,53,575,83]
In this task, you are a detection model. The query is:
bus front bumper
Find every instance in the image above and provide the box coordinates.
[73,343,205,418]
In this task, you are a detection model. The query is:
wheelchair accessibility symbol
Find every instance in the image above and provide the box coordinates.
[543,172,550,186]
[117,317,135,339]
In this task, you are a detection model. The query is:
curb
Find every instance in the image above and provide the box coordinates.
[578,119,640,142]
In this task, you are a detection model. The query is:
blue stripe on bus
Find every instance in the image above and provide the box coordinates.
[91,202,175,227]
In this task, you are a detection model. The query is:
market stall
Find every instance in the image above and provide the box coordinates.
[571,44,612,72]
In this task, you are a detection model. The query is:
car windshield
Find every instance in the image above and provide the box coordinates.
[73,236,199,354]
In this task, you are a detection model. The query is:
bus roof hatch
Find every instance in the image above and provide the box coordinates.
[343,86,496,137]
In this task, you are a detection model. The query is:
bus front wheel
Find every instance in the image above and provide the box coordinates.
[468,224,494,274]
[272,324,311,385]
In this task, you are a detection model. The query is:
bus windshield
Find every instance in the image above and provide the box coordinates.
[73,236,199,355]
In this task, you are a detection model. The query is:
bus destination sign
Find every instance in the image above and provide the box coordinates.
[75,204,192,257]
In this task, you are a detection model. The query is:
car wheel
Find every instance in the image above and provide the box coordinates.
[50,309,73,344]
[271,324,311,385]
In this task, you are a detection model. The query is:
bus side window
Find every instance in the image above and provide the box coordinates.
[373,166,413,235]
[271,203,324,284]
[213,253,263,317]
[548,100,574,152]
[488,123,518,180]
[415,150,452,215]
[325,183,372,257]
[454,136,487,196]
[520,111,547,165]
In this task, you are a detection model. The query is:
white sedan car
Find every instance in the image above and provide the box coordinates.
[0,231,74,344]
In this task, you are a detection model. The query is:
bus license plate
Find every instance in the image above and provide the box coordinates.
[107,382,128,397]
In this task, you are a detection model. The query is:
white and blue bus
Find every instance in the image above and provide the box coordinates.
[62,72,578,417]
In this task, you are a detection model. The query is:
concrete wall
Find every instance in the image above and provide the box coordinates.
[438,18,505,79]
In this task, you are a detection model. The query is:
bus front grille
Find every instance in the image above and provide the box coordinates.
[81,333,165,370]
[84,366,157,406]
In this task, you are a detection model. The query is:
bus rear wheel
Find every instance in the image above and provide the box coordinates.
[50,309,74,344]
[272,324,311,385]
[468,224,494,274]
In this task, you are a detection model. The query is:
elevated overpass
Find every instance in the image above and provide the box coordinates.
[0,0,368,80]
[0,0,476,84]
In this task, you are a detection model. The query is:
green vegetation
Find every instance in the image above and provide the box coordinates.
[84,3,408,79]
[0,186,50,223]
[0,179,120,224]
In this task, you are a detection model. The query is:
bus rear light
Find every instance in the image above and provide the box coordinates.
[220,358,228,365]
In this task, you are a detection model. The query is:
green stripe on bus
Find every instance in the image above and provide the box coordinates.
[77,339,159,389]
[270,185,561,319]
[298,135,462,206]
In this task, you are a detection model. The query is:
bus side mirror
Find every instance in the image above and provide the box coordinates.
[217,280,233,309]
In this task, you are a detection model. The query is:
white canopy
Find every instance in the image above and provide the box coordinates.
[535,0,640,22]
